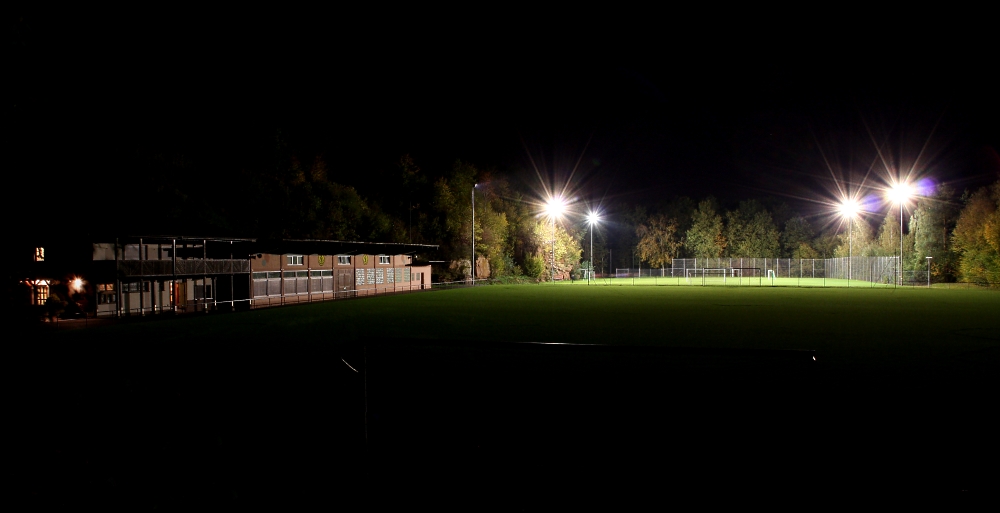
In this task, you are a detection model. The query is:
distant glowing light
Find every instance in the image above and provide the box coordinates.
[887,182,915,205]
[71,278,84,293]
[545,196,566,218]
[586,212,600,225]
[839,199,859,218]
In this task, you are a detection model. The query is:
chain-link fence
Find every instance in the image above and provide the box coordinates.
[592,257,951,287]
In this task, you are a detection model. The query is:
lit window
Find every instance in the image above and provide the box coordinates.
[287,255,303,266]
[379,255,391,265]
[35,284,49,305]
[338,255,351,265]
[35,247,45,262]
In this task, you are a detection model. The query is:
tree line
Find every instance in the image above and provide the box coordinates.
[100,133,1000,285]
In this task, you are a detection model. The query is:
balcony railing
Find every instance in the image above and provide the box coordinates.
[117,259,250,277]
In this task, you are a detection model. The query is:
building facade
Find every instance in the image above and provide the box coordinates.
[17,236,437,319]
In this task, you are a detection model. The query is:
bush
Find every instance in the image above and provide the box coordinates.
[488,275,536,285]
[522,255,544,280]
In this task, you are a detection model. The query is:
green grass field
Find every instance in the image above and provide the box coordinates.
[53,282,1000,371]
[27,283,1000,498]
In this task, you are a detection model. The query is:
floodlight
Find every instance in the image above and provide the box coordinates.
[839,199,859,218]
[545,196,566,218]
[887,182,914,205]
[839,198,860,286]
[586,211,601,284]
[886,180,915,286]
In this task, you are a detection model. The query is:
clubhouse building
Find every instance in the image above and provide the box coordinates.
[17,236,437,318]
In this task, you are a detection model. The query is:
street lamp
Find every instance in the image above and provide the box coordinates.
[586,212,600,285]
[839,199,859,287]
[926,256,933,288]
[887,182,914,286]
[544,196,566,283]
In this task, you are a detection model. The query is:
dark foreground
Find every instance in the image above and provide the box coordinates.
[15,334,997,508]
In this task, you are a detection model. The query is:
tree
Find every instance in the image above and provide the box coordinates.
[910,185,961,280]
[952,181,1000,284]
[685,198,726,258]
[725,200,780,258]
[529,218,583,281]
[833,216,877,257]
[875,211,905,257]
[636,214,682,268]
[781,216,815,258]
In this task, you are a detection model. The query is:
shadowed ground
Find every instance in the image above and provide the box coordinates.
[14,285,999,505]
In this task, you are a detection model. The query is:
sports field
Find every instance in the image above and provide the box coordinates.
[61,282,999,368]
[21,284,1000,501]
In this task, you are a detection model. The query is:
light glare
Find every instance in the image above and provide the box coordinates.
[887,182,915,204]
[839,199,859,218]
[545,196,566,218]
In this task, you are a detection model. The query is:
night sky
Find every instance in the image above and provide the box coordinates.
[10,11,999,232]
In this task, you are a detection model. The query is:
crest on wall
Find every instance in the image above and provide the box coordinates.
[362,254,369,265]
[317,255,326,265]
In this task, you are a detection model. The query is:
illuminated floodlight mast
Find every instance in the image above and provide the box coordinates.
[586,212,600,285]
[545,196,566,283]
[887,181,915,286]
[839,199,860,286]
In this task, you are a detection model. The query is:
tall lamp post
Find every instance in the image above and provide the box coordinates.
[926,256,933,288]
[840,199,859,287]
[545,196,566,283]
[888,182,914,286]
[472,184,476,285]
[586,212,600,285]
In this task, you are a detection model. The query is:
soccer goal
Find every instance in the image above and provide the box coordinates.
[729,267,763,286]
[615,268,630,279]
[686,268,728,285]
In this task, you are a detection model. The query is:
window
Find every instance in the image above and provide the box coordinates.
[35,284,49,305]
[338,255,351,265]
[122,282,149,292]
[34,247,45,262]
[378,255,391,265]
[96,284,115,304]
[287,255,303,266]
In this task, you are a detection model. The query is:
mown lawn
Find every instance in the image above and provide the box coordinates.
[52,283,1000,370]
[22,284,1000,501]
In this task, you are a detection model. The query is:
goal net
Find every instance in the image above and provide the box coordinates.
[685,268,728,285]
[684,267,763,285]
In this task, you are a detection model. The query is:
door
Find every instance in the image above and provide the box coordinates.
[337,269,354,297]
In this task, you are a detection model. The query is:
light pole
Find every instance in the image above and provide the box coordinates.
[472,184,476,285]
[587,212,600,285]
[840,199,859,287]
[888,182,914,286]
[926,256,933,288]
[544,196,566,283]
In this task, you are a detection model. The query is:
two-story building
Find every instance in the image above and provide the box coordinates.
[18,236,437,318]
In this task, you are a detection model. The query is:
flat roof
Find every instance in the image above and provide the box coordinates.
[105,236,438,256]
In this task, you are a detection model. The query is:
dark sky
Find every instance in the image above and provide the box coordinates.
[11,10,1000,226]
